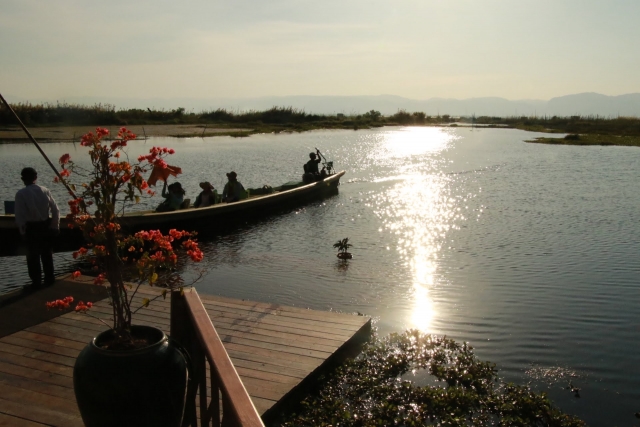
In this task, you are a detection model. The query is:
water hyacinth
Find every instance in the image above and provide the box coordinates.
[282,330,585,426]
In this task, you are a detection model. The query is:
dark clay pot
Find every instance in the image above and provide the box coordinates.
[74,325,188,427]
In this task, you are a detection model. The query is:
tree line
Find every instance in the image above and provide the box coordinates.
[2,102,639,135]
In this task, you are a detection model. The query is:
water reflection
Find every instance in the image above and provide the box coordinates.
[381,127,456,158]
[375,127,459,332]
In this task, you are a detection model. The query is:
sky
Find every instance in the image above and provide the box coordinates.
[2,0,640,102]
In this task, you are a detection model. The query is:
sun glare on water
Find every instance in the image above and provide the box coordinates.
[375,127,460,332]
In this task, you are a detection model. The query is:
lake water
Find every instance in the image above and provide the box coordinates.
[1,127,639,425]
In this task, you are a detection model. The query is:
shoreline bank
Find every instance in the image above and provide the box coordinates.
[0,124,253,143]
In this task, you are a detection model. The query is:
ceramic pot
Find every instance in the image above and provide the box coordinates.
[74,325,188,427]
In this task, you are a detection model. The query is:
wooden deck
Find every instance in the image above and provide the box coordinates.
[0,275,371,426]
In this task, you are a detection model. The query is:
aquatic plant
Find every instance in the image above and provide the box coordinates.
[282,330,585,426]
[333,237,353,259]
[47,127,203,348]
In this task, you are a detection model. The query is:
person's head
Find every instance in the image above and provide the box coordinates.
[21,167,37,184]
[309,152,317,160]
[199,181,214,192]
[226,171,237,181]
[168,182,185,195]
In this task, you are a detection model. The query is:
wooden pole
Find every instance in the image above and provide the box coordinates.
[0,93,77,198]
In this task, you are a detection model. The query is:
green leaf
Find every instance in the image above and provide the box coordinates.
[142,298,150,308]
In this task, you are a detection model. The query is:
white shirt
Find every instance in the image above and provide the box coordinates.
[14,183,60,235]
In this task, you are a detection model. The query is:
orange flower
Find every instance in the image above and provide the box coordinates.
[75,301,93,312]
[46,296,74,310]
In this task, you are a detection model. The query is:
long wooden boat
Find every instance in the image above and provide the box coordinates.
[0,171,345,256]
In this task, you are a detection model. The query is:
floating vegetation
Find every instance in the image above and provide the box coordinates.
[526,365,585,400]
[282,330,585,426]
[334,237,353,260]
[525,365,582,384]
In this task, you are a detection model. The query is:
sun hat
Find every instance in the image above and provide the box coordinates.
[199,181,214,190]
[226,171,237,179]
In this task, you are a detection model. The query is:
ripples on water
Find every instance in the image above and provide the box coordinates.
[1,127,639,424]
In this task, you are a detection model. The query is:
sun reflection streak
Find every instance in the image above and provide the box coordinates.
[374,127,461,332]
[380,126,457,158]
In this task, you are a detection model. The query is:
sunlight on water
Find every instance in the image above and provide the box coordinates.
[374,128,459,331]
[378,126,456,158]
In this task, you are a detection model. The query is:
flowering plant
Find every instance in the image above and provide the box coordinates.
[49,127,203,347]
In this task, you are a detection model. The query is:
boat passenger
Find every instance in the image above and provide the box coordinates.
[14,167,60,288]
[222,171,246,203]
[194,181,217,208]
[156,182,185,212]
[303,151,326,183]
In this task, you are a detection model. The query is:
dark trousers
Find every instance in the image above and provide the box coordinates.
[25,220,55,286]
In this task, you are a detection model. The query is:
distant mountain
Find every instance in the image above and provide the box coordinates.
[6,92,640,117]
[545,92,640,117]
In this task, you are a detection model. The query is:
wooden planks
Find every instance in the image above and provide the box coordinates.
[0,275,371,426]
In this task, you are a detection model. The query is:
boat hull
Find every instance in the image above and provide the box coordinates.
[0,171,344,256]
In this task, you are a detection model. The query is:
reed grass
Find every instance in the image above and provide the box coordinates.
[527,133,640,147]
[3,103,640,143]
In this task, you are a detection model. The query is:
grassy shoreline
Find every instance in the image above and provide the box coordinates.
[2,103,640,146]
[5,123,640,148]
[526,133,640,147]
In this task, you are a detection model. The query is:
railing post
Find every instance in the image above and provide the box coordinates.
[171,290,200,427]
[209,364,221,427]
[181,289,265,427]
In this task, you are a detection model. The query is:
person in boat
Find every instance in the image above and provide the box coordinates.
[302,150,327,183]
[14,167,60,288]
[222,171,246,203]
[194,181,217,208]
[156,181,185,212]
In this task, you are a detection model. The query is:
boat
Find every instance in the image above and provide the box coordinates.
[0,171,345,256]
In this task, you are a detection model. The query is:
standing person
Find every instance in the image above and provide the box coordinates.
[14,167,60,288]
[194,181,217,208]
[222,171,246,203]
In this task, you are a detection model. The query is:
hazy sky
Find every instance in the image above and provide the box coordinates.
[2,0,640,101]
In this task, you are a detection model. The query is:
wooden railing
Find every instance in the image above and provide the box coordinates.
[170,289,265,427]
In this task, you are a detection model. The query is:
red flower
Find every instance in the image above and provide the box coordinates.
[59,154,71,164]
[75,301,93,312]
[72,270,81,279]
[46,296,74,310]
